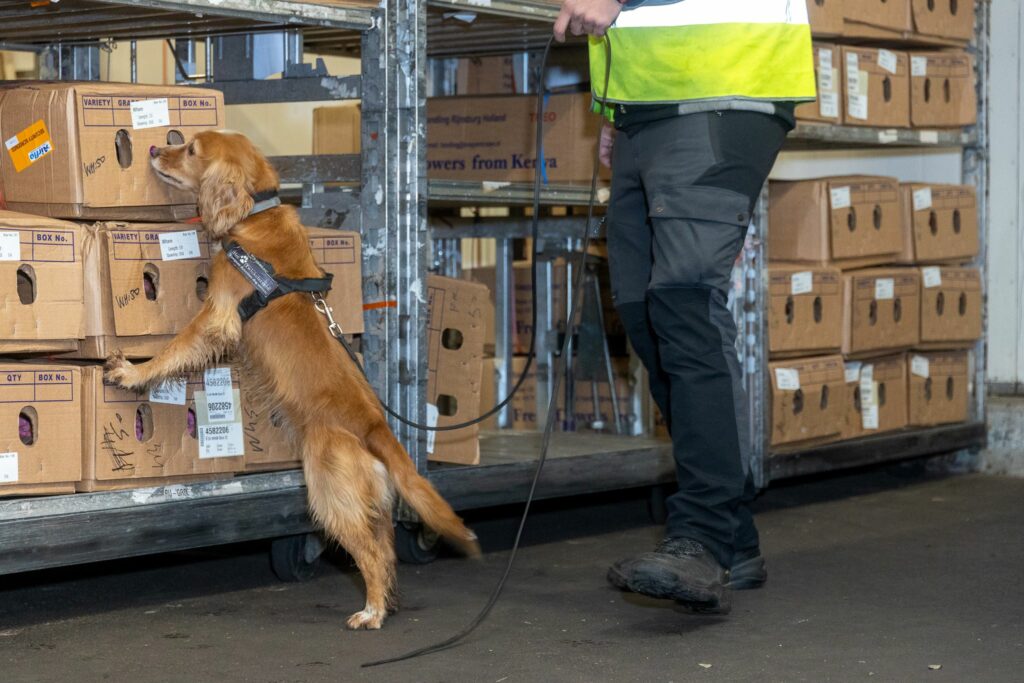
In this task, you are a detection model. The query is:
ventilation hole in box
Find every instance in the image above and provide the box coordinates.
[893,297,903,322]
[924,377,933,401]
[953,209,962,234]
[854,386,862,412]
[441,328,464,351]
[929,211,939,235]
[785,296,795,324]
[869,300,878,326]
[819,384,829,410]
[950,0,958,16]
[135,403,154,442]
[167,129,185,146]
[883,76,892,103]
[436,394,458,417]
[196,275,209,302]
[847,208,857,232]
[944,78,952,103]
[143,263,159,301]
[813,296,823,323]
[269,410,285,428]
[873,204,883,230]
[879,382,887,407]
[16,264,36,305]
[187,405,197,439]
[936,291,946,316]
[924,78,932,103]
[115,129,133,168]
[815,0,824,7]
[946,377,955,400]
[928,0,935,10]
[18,406,37,446]
[959,292,967,316]
[792,389,804,415]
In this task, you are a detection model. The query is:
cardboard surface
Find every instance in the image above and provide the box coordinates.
[897,183,979,264]
[457,56,518,95]
[907,351,969,426]
[918,267,982,348]
[238,367,298,472]
[312,104,360,156]
[841,47,911,128]
[768,265,843,357]
[0,210,85,354]
[840,354,909,440]
[0,82,224,220]
[0,363,82,496]
[426,274,487,465]
[842,268,921,357]
[843,0,912,32]
[306,227,364,336]
[808,0,845,36]
[797,43,843,124]
[78,364,243,490]
[466,261,567,356]
[909,51,977,128]
[910,0,975,41]
[769,355,845,447]
[427,94,609,184]
[768,176,903,268]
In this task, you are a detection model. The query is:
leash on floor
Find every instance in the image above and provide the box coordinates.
[359,35,613,668]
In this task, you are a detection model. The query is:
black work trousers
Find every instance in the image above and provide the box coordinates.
[608,111,788,567]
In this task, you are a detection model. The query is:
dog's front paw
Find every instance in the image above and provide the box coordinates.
[346,607,386,630]
[104,351,143,390]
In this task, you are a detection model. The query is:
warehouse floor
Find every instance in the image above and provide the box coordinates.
[1,467,1022,682]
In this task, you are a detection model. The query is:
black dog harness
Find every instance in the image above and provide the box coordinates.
[222,190,334,323]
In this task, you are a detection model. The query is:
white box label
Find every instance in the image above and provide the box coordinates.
[130,98,171,130]
[919,130,940,144]
[862,403,880,430]
[159,230,201,261]
[830,186,852,210]
[922,267,943,289]
[819,48,833,79]
[845,361,863,384]
[846,53,860,93]
[0,231,20,261]
[911,56,929,77]
[874,278,895,301]
[848,94,869,121]
[878,49,898,75]
[911,355,931,378]
[819,92,839,119]
[859,364,876,406]
[198,422,245,459]
[791,271,814,295]
[913,187,933,212]
[204,367,233,403]
[774,368,801,391]
[0,452,17,483]
[426,403,439,454]
[149,378,187,405]
[878,129,899,144]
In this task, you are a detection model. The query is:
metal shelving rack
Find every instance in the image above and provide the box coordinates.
[0,0,991,576]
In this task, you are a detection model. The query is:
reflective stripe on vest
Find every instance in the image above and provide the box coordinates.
[589,0,816,106]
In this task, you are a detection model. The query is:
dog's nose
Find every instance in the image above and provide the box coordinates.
[149,145,160,159]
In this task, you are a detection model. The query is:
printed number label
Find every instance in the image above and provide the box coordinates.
[774,368,801,391]
[0,452,17,483]
[791,271,814,296]
[0,231,20,261]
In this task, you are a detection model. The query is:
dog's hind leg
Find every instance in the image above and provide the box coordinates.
[302,423,396,630]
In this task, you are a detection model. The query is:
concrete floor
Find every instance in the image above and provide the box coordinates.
[1,468,1022,682]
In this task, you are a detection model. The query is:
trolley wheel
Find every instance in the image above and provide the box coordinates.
[394,522,441,565]
[647,484,673,525]
[270,533,323,582]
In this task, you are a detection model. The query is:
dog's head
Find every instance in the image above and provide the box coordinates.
[150,130,279,239]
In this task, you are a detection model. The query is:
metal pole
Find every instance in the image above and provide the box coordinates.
[495,238,514,428]
[204,35,213,82]
[130,40,137,83]
[748,184,770,489]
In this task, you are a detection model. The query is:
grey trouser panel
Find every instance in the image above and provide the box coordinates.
[607,111,787,565]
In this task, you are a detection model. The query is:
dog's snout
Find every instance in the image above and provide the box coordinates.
[149,145,160,159]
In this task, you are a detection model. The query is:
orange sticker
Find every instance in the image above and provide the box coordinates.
[5,120,53,172]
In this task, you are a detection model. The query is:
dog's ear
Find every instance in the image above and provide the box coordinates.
[198,160,253,237]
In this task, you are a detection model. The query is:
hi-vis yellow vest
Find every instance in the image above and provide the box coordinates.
[589,0,816,107]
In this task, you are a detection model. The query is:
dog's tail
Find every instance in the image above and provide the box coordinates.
[364,422,481,557]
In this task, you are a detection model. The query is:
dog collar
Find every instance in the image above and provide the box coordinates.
[249,189,281,216]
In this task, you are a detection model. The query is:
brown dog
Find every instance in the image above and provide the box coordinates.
[105,130,480,630]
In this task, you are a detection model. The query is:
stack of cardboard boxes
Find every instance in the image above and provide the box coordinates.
[766,175,980,449]
[0,82,365,496]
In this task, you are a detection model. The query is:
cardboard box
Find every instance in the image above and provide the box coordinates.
[78,364,244,491]
[768,176,903,268]
[0,363,82,496]
[918,267,982,348]
[768,266,843,357]
[807,0,844,36]
[797,43,843,125]
[0,210,86,354]
[312,104,360,156]
[910,0,975,42]
[842,268,921,357]
[842,47,910,128]
[907,351,969,426]
[68,223,212,360]
[427,94,608,184]
[843,0,912,33]
[427,274,488,465]
[239,368,298,472]
[306,227,364,335]
[769,355,845,447]
[898,183,979,264]
[0,82,224,220]
[466,261,567,356]
[909,51,977,128]
[840,354,909,440]
[457,55,518,95]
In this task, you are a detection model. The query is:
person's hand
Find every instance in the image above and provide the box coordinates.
[599,123,616,169]
[554,0,622,42]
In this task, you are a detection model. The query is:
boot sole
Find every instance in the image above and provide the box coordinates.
[626,564,731,614]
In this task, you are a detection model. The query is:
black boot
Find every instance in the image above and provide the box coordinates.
[728,548,767,590]
[607,537,731,613]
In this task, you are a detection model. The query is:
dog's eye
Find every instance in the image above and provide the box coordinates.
[187,143,195,156]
